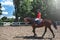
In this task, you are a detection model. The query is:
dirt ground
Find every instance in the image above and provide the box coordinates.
[0,25,60,40]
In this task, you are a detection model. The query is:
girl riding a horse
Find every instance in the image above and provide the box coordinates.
[35,11,42,25]
[24,17,57,38]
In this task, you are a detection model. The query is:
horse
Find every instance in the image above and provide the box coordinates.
[24,17,57,38]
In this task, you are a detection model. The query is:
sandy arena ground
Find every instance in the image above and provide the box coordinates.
[0,25,60,40]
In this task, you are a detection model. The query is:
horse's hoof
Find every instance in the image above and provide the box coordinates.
[33,35,37,37]
[33,34,37,37]
[35,35,37,37]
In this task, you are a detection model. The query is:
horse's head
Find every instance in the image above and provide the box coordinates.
[24,17,32,23]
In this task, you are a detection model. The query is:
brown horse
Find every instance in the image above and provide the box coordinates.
[24,17,57,38]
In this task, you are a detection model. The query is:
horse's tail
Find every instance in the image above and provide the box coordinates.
[52,21,57,30]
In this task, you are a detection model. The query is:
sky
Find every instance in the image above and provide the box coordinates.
[0,0,15,18]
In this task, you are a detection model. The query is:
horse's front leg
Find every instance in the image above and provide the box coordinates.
[32,27,37,37]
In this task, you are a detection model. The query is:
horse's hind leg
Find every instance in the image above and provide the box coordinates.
[42,26,47,37]
[32,27,37,37]
[48,26,55,38]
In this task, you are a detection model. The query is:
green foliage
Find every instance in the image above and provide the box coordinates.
[31,0,47,18]
[7,18,14,22]
[13,0,20,22]
[13,0,47,17]
[19,0,33,17]
[13,0,34,21]
[0,3,2,15]
[1,16,7,20]
[13,0,48,21]
[1,16,7,22]
[1,16,14,22]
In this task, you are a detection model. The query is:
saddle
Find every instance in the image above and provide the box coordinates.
[35,19,43,25]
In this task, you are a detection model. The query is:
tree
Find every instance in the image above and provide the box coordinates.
[0,3,2,22]
[31,0,47,18]
[13,0,47,21]
[1,16,7,22]
[13,0,33,21]
[7,18,14,22]
[0,3,2,16]
[19,0,33,19]
[13,0,20,22]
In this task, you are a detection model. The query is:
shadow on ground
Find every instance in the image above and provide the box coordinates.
[13,36,53,40]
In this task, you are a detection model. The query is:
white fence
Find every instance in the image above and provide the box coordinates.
[0,21,60,26]
[56,21,60,25]
[3,22,11,26]
[10,22,26,26]
[0,22,11,26]
[0,22,29,26]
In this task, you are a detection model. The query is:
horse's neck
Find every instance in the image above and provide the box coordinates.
[30,18,35,24]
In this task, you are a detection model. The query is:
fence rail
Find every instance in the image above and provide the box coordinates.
[56,21,60,25]
[0,21,60,26]
[0,22,30,26]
